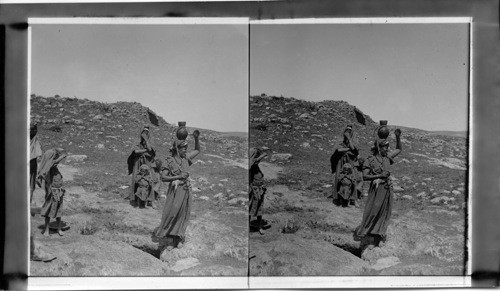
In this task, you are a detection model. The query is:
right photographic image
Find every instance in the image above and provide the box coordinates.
[248,19,470,277]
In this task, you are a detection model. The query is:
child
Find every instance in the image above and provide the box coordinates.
[37,148,67,236]
[135,164,154,208]
[337,163,357,208]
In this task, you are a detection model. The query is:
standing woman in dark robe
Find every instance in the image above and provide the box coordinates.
[249,148,268,235]
[330,125,360,207]
[355,129,402,247]
[30,123,42,202]
[127,125,156,207]
[155,130,200,250]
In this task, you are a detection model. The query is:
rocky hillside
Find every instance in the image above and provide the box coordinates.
[249,94,467,276]
[30,95,248,276]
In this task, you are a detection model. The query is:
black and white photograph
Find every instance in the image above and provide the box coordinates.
[249,19,470,277]
[28,18,249,277]
[2,1,500,290]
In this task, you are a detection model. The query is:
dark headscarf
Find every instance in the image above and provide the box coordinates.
[139,125,151,145]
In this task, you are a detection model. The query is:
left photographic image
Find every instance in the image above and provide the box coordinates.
[28,19,249,276]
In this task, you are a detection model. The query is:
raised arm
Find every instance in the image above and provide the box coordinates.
[187,130,201,160]
[254,151,268,163]
[134,148,148,154]
[388,129,402,159]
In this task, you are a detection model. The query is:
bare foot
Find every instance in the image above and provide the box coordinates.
[42,230,50,237]
[58,230,64,236]
[258,228,265,235]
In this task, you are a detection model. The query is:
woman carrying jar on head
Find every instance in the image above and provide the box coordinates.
[154,129,200,250]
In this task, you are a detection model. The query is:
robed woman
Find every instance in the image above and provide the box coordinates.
[355,129,402,247]
[249,147,268,235]
[330,125,360,207]
[127,125,156,207]
[155,130,200,250]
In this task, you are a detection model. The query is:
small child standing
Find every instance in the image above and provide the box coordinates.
[37,148,67,236]
[135,164,153,208]
[337,163,357,208]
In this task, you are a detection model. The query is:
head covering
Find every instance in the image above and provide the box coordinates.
[379,140,390,147]
[139,125,151,143]
[37,148,67,182]
[342,163,352,171]
[341,125,355,142]
[30,122,37,131]
[170,139,188,155]
[249,148,261,166]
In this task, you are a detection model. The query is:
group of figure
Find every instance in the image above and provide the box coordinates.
[30,123,65,262]
[127,125,201,250]
[30,116,400,262]
[127,125,160,209]
[331,124,402,247]
[29,122,202,264]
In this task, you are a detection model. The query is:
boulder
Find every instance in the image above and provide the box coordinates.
[271,153,293,161]
[393,186,404,193]
[250,235,367,276]
[228,197,246,205]
[370,256,401,271]
[66,155,88,163]
[30,236,166,276]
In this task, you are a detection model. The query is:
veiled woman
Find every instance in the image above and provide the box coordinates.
[355,129,402,247]
[127,125,156,207]
[30,123,42,202]
[330,125,360,207]
[155,130,200,250]
[249,148,268,235]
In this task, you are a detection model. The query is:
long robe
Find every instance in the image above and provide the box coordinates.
[40,167,64,218]
[337,172,356,201]
[155,156,192,240]
[249,164,265,217]
[135,173,153,202]
[127,143,155,200]
[30,135,42,200]
[330,142,359,201]
[355,155,394,237]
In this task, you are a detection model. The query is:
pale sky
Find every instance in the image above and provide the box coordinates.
[31,23,248,133]
[250,23,469,132]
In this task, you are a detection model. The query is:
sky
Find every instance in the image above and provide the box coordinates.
[31,23,248,133]
[250,23,469,132]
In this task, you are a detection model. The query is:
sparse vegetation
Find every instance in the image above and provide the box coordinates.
[79,221,100,235]
[30,94,248,276]
[249,94,466,276]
